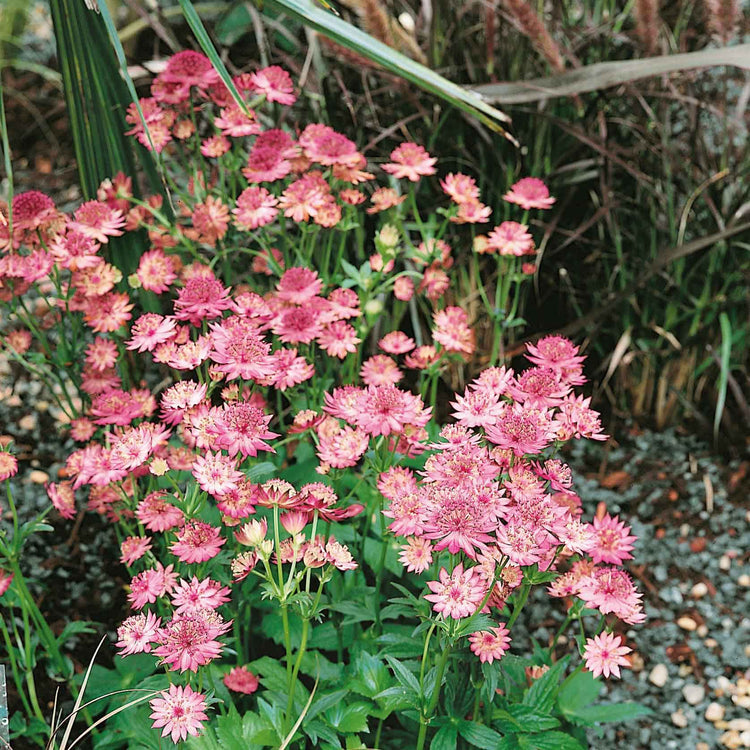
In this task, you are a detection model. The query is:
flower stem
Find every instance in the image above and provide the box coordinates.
[416,640,452,750]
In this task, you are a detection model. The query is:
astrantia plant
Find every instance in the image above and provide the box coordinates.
[0,50,650,749]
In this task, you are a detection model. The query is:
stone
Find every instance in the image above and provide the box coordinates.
[727,720,750,732]
[28,470,49,484]
[720,731,742,749]
[705,638,719,648]
[738,730,750,748]
[671,710,688,728]
[697,624,709,638]
[696,743,710,750]
[679,664,694,677]
[683,684,706,705]
[738,574,750,588]
[733,695,750,709]
[706,702,726,722]
[720,555,732,571]
[649,663,669,687]
[18,413,36,431]
[691,582,709,598]
[677,615,699,631]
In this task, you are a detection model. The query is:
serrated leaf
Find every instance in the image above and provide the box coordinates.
[372,685,421,712]
[455,613,498,638]
[327,702,370,734]
[384,655,421,696]
[457,720,504,746]
[307,689,349,721]
[506,705,560,732]
[522,658,568,714]
[431,722,458,750]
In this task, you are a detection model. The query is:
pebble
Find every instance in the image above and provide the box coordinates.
[18,414,37,431]
[733,695,750,709]
[706,702,726,722]
[671,709,688,728]
[739,731,750,748]
[728,720,750,732]
[738,574,750,588]
[649,663,669,687]
[697,624,709,637]
[27,470,49,484]
[720,555,732,571]
[705,638,719,648]
[679,664,694,677]
[720,731,742,749]
[677,615,699,631]
[683,684,706,705]
[692,582,709,598]
[696,744,710,750]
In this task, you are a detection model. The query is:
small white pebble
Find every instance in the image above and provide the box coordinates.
[738,680,750,696]
[738,730,750,748]
[671,709,688,728]
[691,582,709,598]
[721,730,743,749]
[677,615,699,631]
[683,684,706,705]
[720,555,732,571]
[705,638,719,648]
[733,695,750,709]
[706,702,726,722]
[679,664,694,677]
[745,644,750,658]
[738,574,750,588]
[680,523,691,537]
[696,742,710,750]
[697,624,709,638]
[649,663,669,687]
[27,470,49,485]
[728,720,750,732]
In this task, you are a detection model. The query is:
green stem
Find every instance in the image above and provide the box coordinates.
[506,581,531,630]
[416,640,453,750]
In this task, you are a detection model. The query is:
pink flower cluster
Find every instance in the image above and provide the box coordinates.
[379,336,641,669]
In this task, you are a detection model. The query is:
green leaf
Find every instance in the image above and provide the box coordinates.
[384,655,421,696]
[557,669,601,717]
[518,730,586,750]
[431,723,459,750]
[455,613,498,638]
[457,720,504,746]
[326,701,370,734]
[568,702,653,725]
[264,0,513,139]
[714,312,732,442]
[347,652,389,698]
[307,689,350,721]
[522,658,569,714]
[506,705,560,733]
[372,685,420,712]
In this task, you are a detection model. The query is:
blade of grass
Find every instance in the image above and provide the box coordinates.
[473,44,750,103]
[714,312,731,443]
[0,64,15,240]
[263,0,515,140]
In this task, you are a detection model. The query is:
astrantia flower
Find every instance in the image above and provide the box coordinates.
[379,331,415,354]
[425,564,487,619]
[367,187,406,214]
[503,177,555,210]
[170,521,226,564]
[469,625,511,663]
[161,50,220,92]
[249,65,296,105]
[127,313,177,352]
[276,267,324,304]
[128,562,178,610]
[71,200,125,243]
[137,491,185,532]
[578,567,645,624]
[46,481,76,519]
[440,172,480,204]
[398,537,433,574]
[352,384,430,437]
[583,632,632,679]
[209,401,278,458]
[382,142,437,181]
[485,403,559,457]
[149,683,209,744]
[192,452,244,497]
[267,348,315,390]
[116,610,161,655]
[360,355,403,386]
[136,249,178,294]
[317,321,361,359]
[120,536,152,566]
[224,666,260,694]
[154,610,231,672]
[486,221,535,256]
[590,514,637,565]
[233,186,278,230]
[209,316,275,382]
[433,306,475,355]
[171,577,231,615]
[174,275,233,326]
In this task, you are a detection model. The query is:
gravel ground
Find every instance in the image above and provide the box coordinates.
[565,428,750,750]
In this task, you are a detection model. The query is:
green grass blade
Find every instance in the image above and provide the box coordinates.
[0,65,15,240]
[714,312,732,443]
[177,0,251,114]
[264,0,514,139]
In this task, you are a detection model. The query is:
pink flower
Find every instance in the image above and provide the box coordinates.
[173,275,233,326]
[590,514,637,565]
[209,316,275,382]
[433,306,475,355]
[360,355,403,386]
[149,683,209,743]
[116,610,161,655]
[276,267,324,304]
[425,564,487,619]
[192,452,244,496]
[503,177,555,210]
[171,577,231,615]
[440,173,480,204]
[170,521,226,564]
[233,186,278,229]
[486,221,534,256]
[583,632,632,679]
[469,625,512,663]
[154,610,230,672]
[352,385,430,437]
[46,481,76,519]
[128,563,178,610]
[382,142,437,182]
[0,569,15,598]
[137,491,185,532]
[378,331,416,355]
[224,666,260,694]
[209,401,278,458]
[126,313,177,352]
[71,200,125,243]
[398,537,433,574]
[317,321,361,359]
[120,536,152,566]
[484,403,559,457]
[249,65,296,105]
[578,567,645,624]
